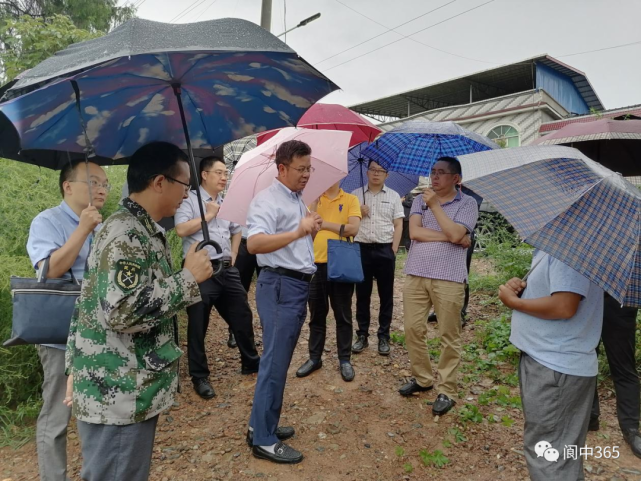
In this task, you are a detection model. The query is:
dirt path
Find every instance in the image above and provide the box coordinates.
[2,260,641,480]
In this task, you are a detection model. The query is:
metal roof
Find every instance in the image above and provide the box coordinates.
[349,55,604,119]
[540,104,641,132]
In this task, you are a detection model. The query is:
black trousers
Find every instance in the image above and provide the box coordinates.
[235,238,261,293]
[461,231,476,316]
[591,293,640,432]
[186,266,260,380]
[308,263,355,362]
[355,242,395,341]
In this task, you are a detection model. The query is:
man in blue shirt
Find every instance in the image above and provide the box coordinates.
[499,250,603,481]
[175,157,260,399]
[245,140,321,464]
[26,159,109,481]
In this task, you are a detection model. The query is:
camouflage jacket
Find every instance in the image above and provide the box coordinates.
[65,198,201,425]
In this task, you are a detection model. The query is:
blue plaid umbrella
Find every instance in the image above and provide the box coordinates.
[458,145,641,307]
[361,120,498,176]
[339,141,419,198]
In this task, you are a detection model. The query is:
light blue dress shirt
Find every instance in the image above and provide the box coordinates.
[175,187,241,260]
[247,179,316,274]
[26,200,99,350]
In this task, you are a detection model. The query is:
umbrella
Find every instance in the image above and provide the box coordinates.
[339,141,419,198]
[0,17,339,269]
[362,120,498,176]
[256,103,382,147]
[457,145,641,307]
[218,128,351,226]
[224,135,257,172]
[532,119,641,176]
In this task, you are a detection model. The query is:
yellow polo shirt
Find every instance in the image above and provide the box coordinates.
[313,189,362,263]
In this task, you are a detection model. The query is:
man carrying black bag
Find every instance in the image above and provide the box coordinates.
[26,159,109,481]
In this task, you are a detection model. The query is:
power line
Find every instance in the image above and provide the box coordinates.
[316,0,458,65]
[187,0,219,22]
[332,0,495,64]
[170,0,208,23]
[198,0,221,20]
[323,0,496,72]
[557,39,641,58]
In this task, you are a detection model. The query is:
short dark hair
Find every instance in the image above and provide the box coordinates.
[274,140,311,168]
[367,159,387,171]
[436,156,462,177]
[128,142,189,194]
[199,156,225,182]
[59,159,86,197]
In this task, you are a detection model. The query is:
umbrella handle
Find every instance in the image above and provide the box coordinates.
[197,239,224,277]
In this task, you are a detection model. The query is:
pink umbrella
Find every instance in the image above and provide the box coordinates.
[256,103,381,148]
[219,128,351,226]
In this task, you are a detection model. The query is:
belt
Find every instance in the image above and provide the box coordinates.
[213,257,233,269]
[241,238,247,245]
[357,242,392,249]
[263,266,314,283]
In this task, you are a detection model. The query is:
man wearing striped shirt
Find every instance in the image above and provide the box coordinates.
[351,160,405,357]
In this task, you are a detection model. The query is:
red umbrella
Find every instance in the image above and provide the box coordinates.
[256,103,381,147]
[533,119,641,176]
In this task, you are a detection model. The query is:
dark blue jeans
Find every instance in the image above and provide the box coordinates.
[249,269,310,446]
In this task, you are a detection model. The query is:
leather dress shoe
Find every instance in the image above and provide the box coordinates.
[241,363,259,375]
[252,442,303,464]
[432,393,456,415]
[378,338,391,356]
[428,312,438,323]
[623,428,641,459]
[193,378,216,399]
[246,426,295,447]
[227,331,237,348]
[352,335,368,353]
[296,359,322,378]
[340,362,355,382]
[399,378,433,396]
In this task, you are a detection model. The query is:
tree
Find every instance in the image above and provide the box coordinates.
[1,14,103,81]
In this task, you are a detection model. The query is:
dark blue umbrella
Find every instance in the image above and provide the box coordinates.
[340,141,419,198]
[362,120,498,176]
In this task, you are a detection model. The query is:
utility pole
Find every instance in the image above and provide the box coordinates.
[260,0,272,31]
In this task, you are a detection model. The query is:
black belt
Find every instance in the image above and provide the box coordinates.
[263,266,314,283]
[213,257,233,269]
[357,242,392,249]
[241,238,247,245]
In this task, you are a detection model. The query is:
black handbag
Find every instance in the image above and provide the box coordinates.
[4,258,81,347]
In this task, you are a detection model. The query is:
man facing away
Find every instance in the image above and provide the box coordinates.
[65,142,212,480]
[26,159,109,481]
[499,250,603,481]
[399,157,476,417]
[351,160,404,357]
[175,156,260,399]
[245,140,322,464]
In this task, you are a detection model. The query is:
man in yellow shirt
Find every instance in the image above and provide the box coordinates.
[296,182,362,382]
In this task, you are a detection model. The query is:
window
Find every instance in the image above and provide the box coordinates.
[487,125,520,148]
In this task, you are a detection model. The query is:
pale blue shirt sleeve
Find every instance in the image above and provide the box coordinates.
[174,193,196,226]
[548,256,591,299]
[26,213,65,270]
[247,198,277,237]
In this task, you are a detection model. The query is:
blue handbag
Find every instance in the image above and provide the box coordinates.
[4,258,81,347]
[327,225,364,283]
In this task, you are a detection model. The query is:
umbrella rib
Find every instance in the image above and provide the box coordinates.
[181,87,213,150]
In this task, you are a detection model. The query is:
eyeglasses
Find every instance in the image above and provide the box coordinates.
[430,170,456,178]
[163,174,191,192]
[368,168,388,175]
[288,166,315,174]
[203,169,229,177]
[69,180,112,192]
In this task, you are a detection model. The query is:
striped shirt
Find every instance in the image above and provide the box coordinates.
[351,184,404,244]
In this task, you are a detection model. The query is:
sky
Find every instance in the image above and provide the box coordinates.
[128,0,641,111]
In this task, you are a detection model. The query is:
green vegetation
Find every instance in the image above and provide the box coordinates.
[419,449,450,468]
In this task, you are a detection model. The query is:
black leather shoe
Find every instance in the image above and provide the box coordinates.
[340,362,355,382]
[252,442,303,464]
[432,394,456,415]
[193,378,215,399]
[241,363,260,375]
[588,416,599,431]
[399,378,433,396]
[246,426,295,447]
[623,428,641,459]
[428,312,438,323]
[378,338,391,356]
[352,335,368,353]
[227,331,237,348]
[296,359,322,378]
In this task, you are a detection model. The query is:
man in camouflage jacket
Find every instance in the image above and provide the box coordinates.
[65,142,213,480]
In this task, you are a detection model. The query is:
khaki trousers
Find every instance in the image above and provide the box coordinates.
[403,275,465,397]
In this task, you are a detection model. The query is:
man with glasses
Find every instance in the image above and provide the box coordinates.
[175,157,260,399]
[64,142,212,480]
[26,159,109,481]
[351,160,405,357]
[399,157,476,418]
